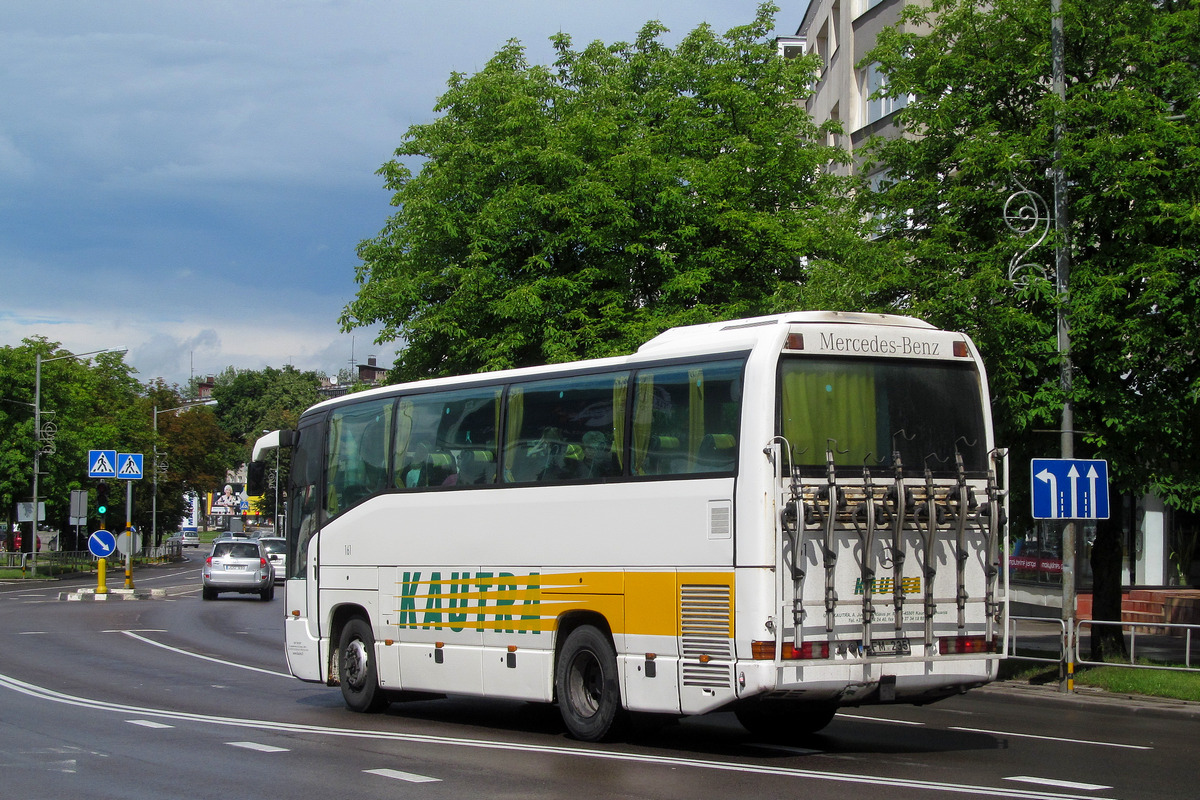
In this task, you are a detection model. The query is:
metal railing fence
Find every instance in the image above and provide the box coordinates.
[1,542,184,577]
[1006,615,1067,664]
[1076,619,1199,673]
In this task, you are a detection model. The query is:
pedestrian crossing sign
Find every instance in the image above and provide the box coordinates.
[88,450,117,478]
[117,452,144,480]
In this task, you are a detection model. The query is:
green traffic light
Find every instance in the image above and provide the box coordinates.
[98,504,107,514]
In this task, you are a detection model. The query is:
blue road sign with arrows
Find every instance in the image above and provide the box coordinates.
[1031,458,1110,520]
[88,529,117,559]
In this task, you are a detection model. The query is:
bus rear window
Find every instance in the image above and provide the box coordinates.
[779,357,988,475]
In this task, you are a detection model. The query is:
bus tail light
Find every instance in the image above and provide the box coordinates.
[751,640,830,660]
[938,635,994,655]
[953,340,970,358]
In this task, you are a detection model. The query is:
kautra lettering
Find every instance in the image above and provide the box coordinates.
[854,576,922,595]
[398,571,545,633]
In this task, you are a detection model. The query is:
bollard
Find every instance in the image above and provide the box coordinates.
[97,557,109,594]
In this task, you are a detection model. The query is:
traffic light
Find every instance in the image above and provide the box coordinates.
[96,482,109,516]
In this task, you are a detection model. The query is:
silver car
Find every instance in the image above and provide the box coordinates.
[202,539,274,601]
[258,536,287,583]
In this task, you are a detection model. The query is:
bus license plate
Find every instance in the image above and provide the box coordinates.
[865,638,910,657]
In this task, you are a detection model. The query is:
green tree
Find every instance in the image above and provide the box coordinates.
[211,365,323,450]
[0,338,143,551]
[858,0,1199,652]
[343,3,863,380]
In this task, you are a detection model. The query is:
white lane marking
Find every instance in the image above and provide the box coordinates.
[118,631,291,678]
[0,670,1119,800]
[949,726,1151,751]
[366,768,441,783]
[127,720,173,729]
[837,712,926,726]
[228,742,289,753]
[1005,776,1112,791]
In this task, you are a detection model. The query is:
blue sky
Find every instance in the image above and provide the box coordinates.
[1,1,801,388]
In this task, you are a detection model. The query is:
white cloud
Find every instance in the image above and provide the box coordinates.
[1,0,780,388]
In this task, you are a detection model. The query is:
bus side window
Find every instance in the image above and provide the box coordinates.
[395,387,500,490]
[326,398,393,514]
[632,360,743,476]
[504,372,627,484]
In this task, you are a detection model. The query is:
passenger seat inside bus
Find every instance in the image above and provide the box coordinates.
[696,433,737,472]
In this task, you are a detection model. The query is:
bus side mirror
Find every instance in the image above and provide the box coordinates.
[247,461,267,496]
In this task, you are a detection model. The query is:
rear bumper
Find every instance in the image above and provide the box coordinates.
[203,572,271,592]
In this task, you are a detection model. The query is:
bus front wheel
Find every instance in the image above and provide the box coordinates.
[338,618,388,713]
[555,626,625,741]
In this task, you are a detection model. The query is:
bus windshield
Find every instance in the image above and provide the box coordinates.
[780,356,988,475]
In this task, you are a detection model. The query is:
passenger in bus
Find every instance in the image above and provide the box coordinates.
[528,427,572,481]
[455,450,495,485]
[576,431,618,478]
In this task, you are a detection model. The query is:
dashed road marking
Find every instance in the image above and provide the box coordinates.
[366,768,442,783]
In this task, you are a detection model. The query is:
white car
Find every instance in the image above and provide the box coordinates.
[202,539,274,600]
[258,536,288,583]
[179,529,200,548]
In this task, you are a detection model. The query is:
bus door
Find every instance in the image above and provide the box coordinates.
[283,419,325,683]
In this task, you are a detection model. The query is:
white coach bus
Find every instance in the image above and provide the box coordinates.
[251,312,1009,741]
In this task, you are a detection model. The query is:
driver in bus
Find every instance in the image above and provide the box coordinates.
[576,431,617,479]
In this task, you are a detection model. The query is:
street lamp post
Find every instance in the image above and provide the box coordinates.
[1051,0,1076,694]
[30,347,126,564]
[152,400,217,547]
[1004,0,1074,693]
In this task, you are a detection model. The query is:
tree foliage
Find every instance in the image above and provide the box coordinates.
[0,340,323,548]
[858,0,1200,511]
[210,365,323,451]
[343,3,867,380]
[0,338,145,549]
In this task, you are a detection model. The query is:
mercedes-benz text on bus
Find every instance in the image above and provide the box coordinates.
[251,312,1009,741]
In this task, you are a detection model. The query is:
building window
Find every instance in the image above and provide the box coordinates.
[863,62,909,126]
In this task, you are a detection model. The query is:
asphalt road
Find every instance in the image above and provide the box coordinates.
[1,552,1196,800]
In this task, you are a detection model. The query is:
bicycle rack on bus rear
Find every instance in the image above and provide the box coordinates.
[773,438,1007,659]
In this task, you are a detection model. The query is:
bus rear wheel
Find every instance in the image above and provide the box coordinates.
[338,618,388,713]
[555,626,625,741]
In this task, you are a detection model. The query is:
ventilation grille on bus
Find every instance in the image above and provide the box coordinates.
[680,584,734,688]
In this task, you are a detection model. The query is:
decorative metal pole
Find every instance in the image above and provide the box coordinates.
[1051,0,1075,694]
[1003,0,1073,693]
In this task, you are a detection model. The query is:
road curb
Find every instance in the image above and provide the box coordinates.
[980,679,1200,720]
[58,587,168,601]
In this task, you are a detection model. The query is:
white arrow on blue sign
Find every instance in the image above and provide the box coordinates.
[1031,458,1110,520]
[88,529,117,558]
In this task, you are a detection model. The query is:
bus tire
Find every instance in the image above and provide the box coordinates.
[338,618,388,713]
[555,626,625,742]
[735,700,837,739]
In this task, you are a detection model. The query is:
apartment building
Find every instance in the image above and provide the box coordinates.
[783,0,926,177]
